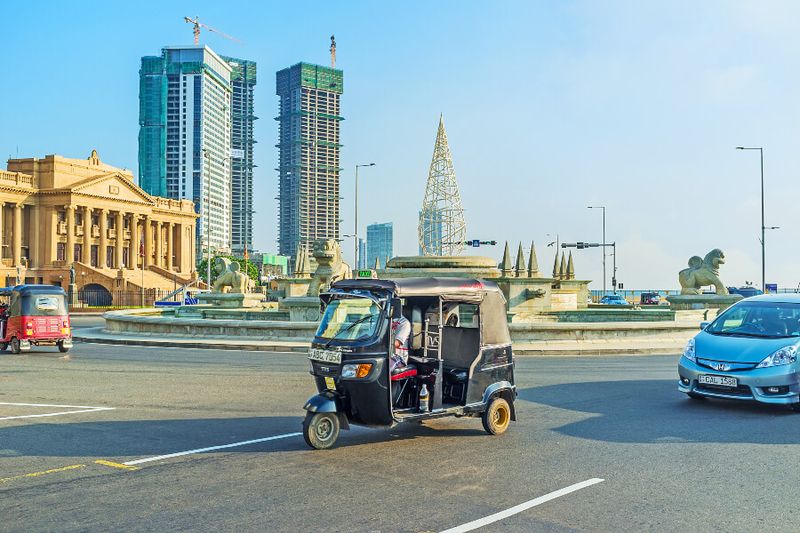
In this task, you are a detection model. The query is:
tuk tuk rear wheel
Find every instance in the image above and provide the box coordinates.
[303,412,340,450]
[57,341,70,353]
[482,397,511,435]
[0,342,7,352]
[10,337,20,355]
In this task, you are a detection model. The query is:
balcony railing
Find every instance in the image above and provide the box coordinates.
[0,170,35,188]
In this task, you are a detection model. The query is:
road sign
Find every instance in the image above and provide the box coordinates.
[472,239,480,247]
[766,283,778,293]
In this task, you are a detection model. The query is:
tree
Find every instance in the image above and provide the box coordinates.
[197,255,260,286]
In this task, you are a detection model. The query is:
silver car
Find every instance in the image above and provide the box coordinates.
[678,294,800,410]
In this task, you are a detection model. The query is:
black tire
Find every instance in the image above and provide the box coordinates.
[687,392,706,401]
[790,402,800,413]
[302,412,340,450]
[10,337,20,354]
[57,341,70,353]
[0,342,7,352]
[482,396,512,435]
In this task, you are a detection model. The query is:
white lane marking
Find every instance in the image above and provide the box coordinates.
[0,402,115,420]
[440,478,605,533]
[123,432,302,466]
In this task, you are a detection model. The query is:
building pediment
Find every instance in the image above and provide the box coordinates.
[69,173,155,205]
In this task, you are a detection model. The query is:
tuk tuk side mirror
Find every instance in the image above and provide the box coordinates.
[391,298,403,319]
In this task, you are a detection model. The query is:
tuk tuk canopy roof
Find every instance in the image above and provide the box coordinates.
[0,284,67,297]
[331,277,504,302]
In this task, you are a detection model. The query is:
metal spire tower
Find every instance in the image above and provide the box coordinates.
[418,115,467,256]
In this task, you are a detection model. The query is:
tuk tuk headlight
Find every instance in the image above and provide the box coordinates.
[682,338,696,363]
[756,345,798,368]
[341,363,372,378]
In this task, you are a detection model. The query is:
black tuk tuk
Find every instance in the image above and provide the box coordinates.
[303,277,516,449]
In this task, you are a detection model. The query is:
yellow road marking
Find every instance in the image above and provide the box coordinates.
[0,464,85,484]
[94,459,139,471]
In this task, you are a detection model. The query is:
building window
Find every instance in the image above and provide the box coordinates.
[56,243,66,261]
[122,248,129,269]
[91,245,99,267]
[74,244,83,263]
[106,246,114,268]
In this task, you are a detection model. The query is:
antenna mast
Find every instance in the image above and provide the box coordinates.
[330,35,337,68]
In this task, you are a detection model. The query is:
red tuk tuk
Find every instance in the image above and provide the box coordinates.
[0,285,72,354]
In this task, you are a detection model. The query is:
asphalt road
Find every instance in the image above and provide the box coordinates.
[2,341,800,532]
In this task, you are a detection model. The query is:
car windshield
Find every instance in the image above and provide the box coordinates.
[706,301,800,338]
[315,296,382,341]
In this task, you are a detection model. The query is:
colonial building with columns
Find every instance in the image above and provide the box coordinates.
[0,150,198,302]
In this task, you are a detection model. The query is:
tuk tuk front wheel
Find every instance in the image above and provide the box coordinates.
[10,337,20,355]
[303,412,340,450]
[482,396,511,435]
[57,341,70,353]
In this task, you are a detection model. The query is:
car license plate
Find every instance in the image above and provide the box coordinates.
[324,377,336,391]
[699,375,738,388]
[308,348,342,364]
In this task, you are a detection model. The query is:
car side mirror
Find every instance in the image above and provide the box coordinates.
[700,321,710,330]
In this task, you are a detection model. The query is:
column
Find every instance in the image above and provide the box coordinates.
[83,206,92,264]
[29,205,39,268]
[143,215,152,267]
[115,211,124,269]
[154,220,163,268]
[98,209,108,268]
[65,205,75,264]
[12,204,22,267]
[128,215,138,270]
[0,203,4,264]
[166,222,174,271]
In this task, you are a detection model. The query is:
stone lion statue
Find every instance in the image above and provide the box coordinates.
[678,249,729,295]
[306,239,352,296]
[212,257,253,294]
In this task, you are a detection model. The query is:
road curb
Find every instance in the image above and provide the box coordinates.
[73,329,681,356]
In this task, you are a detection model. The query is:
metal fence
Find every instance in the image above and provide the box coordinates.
[70,288,183,310]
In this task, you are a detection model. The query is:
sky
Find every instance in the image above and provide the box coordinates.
[4,0,800,291]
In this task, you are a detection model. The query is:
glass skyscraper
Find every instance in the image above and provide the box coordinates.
[138,45,233,256]
[366,222,393,269]
[275,62,343,263]
[221,56,257,256]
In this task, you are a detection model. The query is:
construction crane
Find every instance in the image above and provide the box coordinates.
[183,16,240,46]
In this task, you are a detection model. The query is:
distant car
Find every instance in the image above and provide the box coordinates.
[678,294,800,411]
[640,292,661,305]
[599,294,627,305]
[728,286,764,298]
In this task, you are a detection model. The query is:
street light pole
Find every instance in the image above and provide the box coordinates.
[736,147,769,292]
[354,163,375,271]
[588,206,607,294]
[203,149,212,288]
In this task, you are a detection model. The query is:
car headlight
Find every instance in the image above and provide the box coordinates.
[341,363,372,378]
[756,345,798,368]
[682,338,696,362]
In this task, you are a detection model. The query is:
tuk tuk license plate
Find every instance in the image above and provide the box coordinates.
[308,348,342,364]
[699,375,737,388]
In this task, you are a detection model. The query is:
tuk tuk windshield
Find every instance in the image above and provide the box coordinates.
[21,295,68,316]
[316,296,382,341]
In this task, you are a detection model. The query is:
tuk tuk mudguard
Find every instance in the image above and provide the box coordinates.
[303,391,350,430]
[482,381,517,421]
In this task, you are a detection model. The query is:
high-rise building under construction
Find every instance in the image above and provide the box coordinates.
[221,56,257,256]
[138,45,233,256]
[275,62,343,262]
